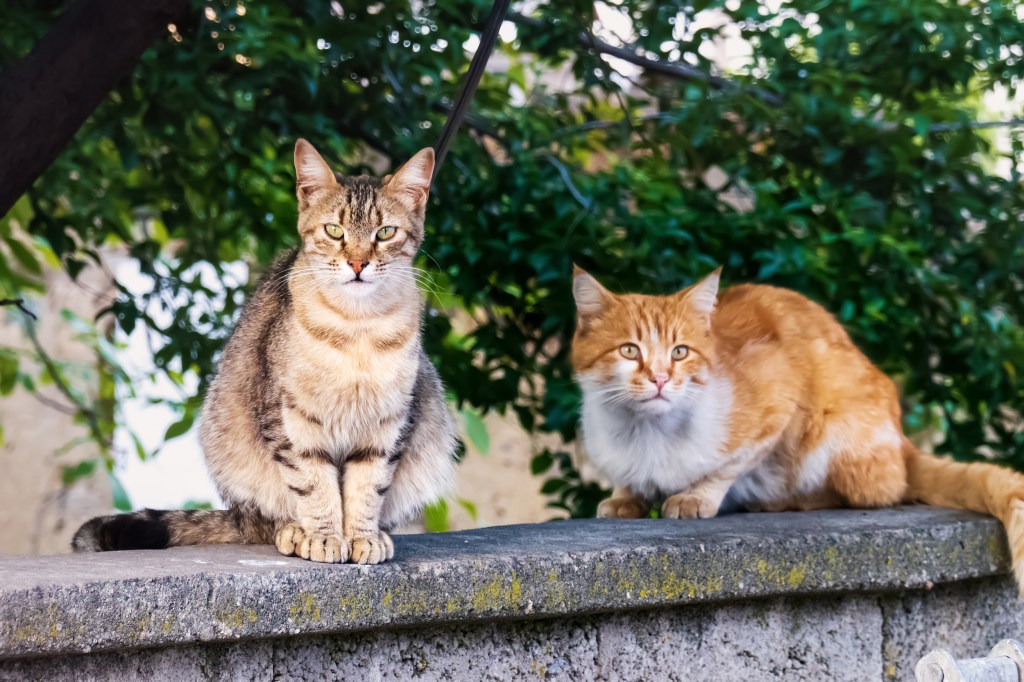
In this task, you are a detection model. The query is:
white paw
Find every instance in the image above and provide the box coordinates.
[348,530,394,565]
[276,522,347,563]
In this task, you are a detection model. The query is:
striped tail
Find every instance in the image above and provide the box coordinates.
[903,440,1024,594]
[71,507,274,552]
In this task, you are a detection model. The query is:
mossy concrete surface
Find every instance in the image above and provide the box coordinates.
[0,507,1010,663]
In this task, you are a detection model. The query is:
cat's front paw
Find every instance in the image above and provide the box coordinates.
[661,493,718,519]
[598,496,649,519]
[348,530,394,565]
[275,523,348,563]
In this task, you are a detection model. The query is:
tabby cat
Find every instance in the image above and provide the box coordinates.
[572,266,1024,590]
[73,140,457,564]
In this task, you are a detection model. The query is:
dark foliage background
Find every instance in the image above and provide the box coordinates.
[1,0,1023,519]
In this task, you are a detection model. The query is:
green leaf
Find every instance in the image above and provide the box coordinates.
[108,472,132,511]
[4,237,42,276]
[456,497,479,521]
[531,451,554,475]
[540,478,569,494]
[61,459,98,485]
[422,499,449,533]
[461,407,490,456]
[0,351,18,395]
[164,412,195,441]
[131,432,149,461]
[0,195,33,235]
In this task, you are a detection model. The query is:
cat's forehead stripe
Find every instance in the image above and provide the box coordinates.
[335,180,381,225]
[617,302,690,345]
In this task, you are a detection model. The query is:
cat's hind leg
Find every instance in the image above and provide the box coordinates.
[826,422,907,508]
[378,369,457,534]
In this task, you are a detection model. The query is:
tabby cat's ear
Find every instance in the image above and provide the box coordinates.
[681,267,722,317]
[294,139,338,210]
[573,266,612,321]
[387,148,434,208]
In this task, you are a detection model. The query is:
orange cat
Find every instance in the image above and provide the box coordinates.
[571,266,1024,591]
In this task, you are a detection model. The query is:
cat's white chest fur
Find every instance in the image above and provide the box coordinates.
[580,378,733,499]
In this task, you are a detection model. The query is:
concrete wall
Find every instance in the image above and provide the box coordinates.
[0,267,112,555]
[0,508,1018,681]
[2,578,1020,682]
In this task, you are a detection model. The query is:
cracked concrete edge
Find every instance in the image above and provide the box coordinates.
[0,507,1011,660]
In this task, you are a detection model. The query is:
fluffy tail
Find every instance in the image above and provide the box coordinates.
[71,507,274,552]
[903,441,1024,592]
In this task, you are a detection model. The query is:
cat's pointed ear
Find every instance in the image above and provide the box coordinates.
[387,148,434,209]
[682,267,722,317]
[294,139,338,209]
[573,266,612,320]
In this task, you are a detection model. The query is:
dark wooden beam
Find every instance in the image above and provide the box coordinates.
[0,0,191,217]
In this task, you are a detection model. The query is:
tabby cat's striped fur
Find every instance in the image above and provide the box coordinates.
[73,140,457,564]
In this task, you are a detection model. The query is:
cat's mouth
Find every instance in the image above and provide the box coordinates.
[340,275,379,294]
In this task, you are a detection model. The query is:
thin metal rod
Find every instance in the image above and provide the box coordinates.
[432,0,511,181]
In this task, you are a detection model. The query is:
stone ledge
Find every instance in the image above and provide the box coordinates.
[0,506,1010,661]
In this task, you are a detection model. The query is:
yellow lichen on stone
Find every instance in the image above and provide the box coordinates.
[388,588,432,618]
[989,534,1009,565]
[289,592,322,623]
[216,607,258,629]
[10,624,45,646]
[787,566,807,588]
[337,592,375,621]
[8,604,84,646]
[472,572,524,612]
[116,615,153,641]
[543,570,569,610]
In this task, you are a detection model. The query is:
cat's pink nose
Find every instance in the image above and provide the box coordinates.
[650,373,669,390]
[348,260,370,274]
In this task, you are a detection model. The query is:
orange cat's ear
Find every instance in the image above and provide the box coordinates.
[294,139,338,210]
[573,266,612,319]
[387,148,435,208]
[682,266,722,317]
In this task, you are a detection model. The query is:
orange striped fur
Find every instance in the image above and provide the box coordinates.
[572,267,1024,593]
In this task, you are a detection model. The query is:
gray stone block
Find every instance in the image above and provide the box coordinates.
[0,507,1018,681]
[881,576,1024,681]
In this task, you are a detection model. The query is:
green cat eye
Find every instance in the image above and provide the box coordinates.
[672,345,689,361]
[325,223,344,239]
[376,225,397,241]
[620,343,640,360]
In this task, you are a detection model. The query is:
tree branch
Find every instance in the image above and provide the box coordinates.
[22,317,110,450]
[514,12,1024,135]
[927,118,1024,133]
[540,155,592,209]
[381,66,508,148]
[0,299,37,320]
[0,0,191,217]
[508,11,784,107]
